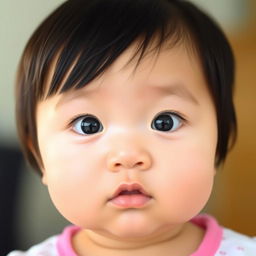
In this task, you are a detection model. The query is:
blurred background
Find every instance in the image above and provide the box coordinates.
[0,0,255,254]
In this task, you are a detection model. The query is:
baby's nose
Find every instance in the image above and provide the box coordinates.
[106,150,152,172]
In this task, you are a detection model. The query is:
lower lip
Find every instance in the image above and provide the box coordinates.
[109,194,152,208]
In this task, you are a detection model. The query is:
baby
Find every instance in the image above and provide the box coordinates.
[8,0,256,255]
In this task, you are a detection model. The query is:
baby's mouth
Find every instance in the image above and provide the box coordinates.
[108,183,152,208]
[110,183,151,199]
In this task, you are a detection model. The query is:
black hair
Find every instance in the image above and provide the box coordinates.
[16,0,237,173]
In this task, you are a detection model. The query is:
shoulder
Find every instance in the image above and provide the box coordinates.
[217,228,256,256]
[6,225,79,256]
[6,235,58,256]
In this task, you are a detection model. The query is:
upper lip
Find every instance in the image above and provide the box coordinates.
[109,183,152,200]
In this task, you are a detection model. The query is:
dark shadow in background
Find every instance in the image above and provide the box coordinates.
[0,145,23,255]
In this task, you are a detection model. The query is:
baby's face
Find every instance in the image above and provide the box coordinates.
[36,43,217,239]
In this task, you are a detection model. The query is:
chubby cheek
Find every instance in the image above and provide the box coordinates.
[155,144,216,223]
[47,179,102,228]
[40,140,105,228]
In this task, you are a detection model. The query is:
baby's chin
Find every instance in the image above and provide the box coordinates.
[101,219,181,243]
[108,228,156,241]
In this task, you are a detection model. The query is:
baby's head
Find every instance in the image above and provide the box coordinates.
[15,0,237,236]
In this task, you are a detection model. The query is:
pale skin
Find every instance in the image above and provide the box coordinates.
[35,42,218,256]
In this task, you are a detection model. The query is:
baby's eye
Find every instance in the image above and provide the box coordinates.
[151,112,184,132]
[72,115,103,135]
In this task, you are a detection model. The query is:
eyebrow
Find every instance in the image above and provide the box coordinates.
[149,83,199,105]
[55,82,199,109]
[55,87,97,109]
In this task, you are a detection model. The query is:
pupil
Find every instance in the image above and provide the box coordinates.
[154,114,173,131]
[81,117,100,134]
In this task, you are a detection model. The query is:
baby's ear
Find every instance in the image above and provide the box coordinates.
[41,172,48,185]
[27,137,48,185]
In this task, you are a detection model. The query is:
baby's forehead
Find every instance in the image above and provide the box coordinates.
[43,39,199,101]
[44,43,207,114]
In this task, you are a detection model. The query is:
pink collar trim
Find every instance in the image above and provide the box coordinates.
[56,214,223,256]
[190,214,223,256]
[56,225,80,256]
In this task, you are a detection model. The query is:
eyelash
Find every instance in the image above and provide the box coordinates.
[68,113,91,127]
[68,111,186,123]
[156,111,186,122]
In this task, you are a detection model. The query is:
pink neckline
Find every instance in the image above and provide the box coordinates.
[190,214,223,256]
[56,225,80,256]
[56,214,223,256]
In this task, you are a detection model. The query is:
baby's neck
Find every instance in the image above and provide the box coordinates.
[73,222,205,256]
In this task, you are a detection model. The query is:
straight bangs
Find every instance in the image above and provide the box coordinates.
[26,0,193,100]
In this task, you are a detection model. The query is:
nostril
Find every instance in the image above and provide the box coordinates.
[114,162,143,169]
[107,152,152,171]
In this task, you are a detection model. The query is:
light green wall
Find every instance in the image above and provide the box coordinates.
[0,0,65,144]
